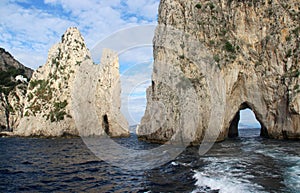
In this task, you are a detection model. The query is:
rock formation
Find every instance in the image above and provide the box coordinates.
[72,48,130,137]
[15,27,129,137]
[7,84,28,130]
[138,0,300,144]
[0,48,33,79]
[0,93,9,131]
[0,48,33,131]
[96,49,130,137]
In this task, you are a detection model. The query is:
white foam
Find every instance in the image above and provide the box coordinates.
[192,171,265,193]
[171,161,191,167]
[284,164,300,192]
[201,157,250,176]
[171,161,178,166]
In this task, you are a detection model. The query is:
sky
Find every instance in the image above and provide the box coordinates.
[0,0,260,127]
[239,109,261,129]
[0,0,159,69]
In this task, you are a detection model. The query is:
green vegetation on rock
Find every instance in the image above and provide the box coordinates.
[224,41,236,53]
[48,100,68,122]
[0,66,27,95]
[195,3,202,9]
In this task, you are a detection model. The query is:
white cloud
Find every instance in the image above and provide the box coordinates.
[239,109,261,128]
[44,0,56,4]
[44,0,96,12]
[125,0,159,20]
[119,47,153,65]
[90,25,156,65]
[0,0,159,69]
[0,2,75,68]
[120,60,153,125]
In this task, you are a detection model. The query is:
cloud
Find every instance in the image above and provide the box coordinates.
[120,60,153,125]
[0,0,159,69]
[125,0,159,20]
[120,61,153,95]
[239,109,261,129]
[122,95,148,125]
[0,1,75,68]
[90,25,156,64]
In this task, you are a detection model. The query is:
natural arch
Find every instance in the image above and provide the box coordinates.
[228,102,269,138]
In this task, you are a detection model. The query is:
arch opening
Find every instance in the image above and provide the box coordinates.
[228,102,269,138]
[102,114,110,135]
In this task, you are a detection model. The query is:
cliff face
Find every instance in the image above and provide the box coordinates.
[15,27,129,137]
[0,48,33,131]
[72,49,129,137]
[0,48,33,79]
[96,49,130,137]
[138,0,300,144]
[0,93,9,131]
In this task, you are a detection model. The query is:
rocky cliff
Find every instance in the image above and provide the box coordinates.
[15,27,129,137]
[138,0,300,144]
[0,48,33,131]
[72,48,130,137]
[0,48,33,79]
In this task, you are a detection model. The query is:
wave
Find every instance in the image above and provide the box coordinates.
[192,170,265,193]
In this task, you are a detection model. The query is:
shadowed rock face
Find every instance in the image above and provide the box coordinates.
[15,27,129,137]
[137,0,300,144]
[0,48,33,131]
[0,48,33,79]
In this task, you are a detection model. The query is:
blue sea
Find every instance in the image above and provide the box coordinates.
[1,128,300,192]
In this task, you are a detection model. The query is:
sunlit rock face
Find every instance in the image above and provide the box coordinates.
[15,27,129,137]
[137,0,300,144]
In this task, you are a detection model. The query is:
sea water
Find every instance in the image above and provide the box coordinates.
[0,128,299,192]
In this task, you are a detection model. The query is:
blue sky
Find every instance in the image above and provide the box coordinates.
[0,0,159,69]
[239,109,261,129]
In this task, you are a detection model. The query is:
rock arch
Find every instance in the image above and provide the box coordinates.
[227,102,268,138]
[137,0,300,144]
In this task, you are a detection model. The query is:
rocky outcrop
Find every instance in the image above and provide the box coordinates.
[137,0,300,144]
[7,84,28,130]
[0,48,33,79]
[96,49,130,137]
[0,48,33,131]
[15,27,129,137]
[0,93,9,131]
[72,49,130,137]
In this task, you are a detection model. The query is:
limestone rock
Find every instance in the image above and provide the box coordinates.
[7,84,28,130]
[0,87,28,132]
[15,27,129,137]
[0,93,8,131]
[0,48,33,131]
[72,49,129,137]
[0,48,33,79]
[96,49,130,137]
[138,0,300,144]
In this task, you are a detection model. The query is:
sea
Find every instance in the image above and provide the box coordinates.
[1,128,300,193]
